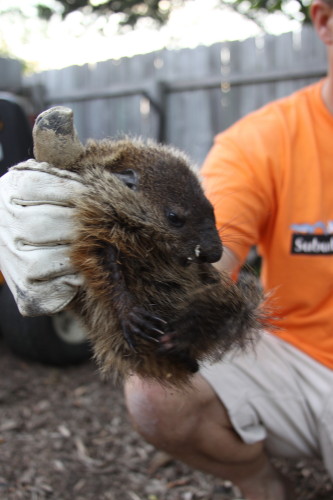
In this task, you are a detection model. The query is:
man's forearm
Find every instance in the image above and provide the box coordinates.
[213,246,240,275]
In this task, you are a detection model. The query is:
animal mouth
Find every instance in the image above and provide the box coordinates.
[181,248,223,267]
[178,242,223,267]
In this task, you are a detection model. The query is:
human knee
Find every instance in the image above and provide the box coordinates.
[124,374,205,450]
[124,375,167,441]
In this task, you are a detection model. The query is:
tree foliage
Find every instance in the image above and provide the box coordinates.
[36,0,311,26]
[229,0,312,24]
[37,0,179,26]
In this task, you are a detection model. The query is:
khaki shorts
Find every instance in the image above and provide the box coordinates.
[201,332,333,479]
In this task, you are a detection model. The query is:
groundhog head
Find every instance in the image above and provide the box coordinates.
[33,106,223,267]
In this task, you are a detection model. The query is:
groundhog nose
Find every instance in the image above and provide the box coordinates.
[199,244,223,263]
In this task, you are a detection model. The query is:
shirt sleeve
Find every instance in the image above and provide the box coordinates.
[201,108,282,264]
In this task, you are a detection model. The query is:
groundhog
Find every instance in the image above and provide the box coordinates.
[32,106,267,386]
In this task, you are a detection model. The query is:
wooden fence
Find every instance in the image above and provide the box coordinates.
[25,25,327,166]
[0,57,22,91]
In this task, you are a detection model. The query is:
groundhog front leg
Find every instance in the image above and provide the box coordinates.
[105,246,167,350]
[158,275,263,360]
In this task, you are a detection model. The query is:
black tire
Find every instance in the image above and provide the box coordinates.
[0,283,92,366]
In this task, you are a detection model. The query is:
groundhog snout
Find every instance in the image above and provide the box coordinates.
[197,241,223,263]
[196,222,223,263]
[199,245,222,264]
[179,236,222,266]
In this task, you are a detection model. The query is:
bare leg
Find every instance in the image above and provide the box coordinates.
[124,373,294,500]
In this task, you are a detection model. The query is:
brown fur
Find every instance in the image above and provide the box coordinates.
[33,106,267,387]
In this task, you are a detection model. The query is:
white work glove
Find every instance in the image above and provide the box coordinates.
[0,159,86,316]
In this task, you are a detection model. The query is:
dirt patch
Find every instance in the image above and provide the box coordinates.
[0,338,332,500]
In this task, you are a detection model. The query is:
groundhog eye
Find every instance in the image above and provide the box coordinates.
[167,211,185,228]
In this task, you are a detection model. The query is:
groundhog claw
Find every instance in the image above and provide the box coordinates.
[122,307,166,350]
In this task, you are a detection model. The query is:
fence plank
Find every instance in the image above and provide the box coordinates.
[0,58,22,90]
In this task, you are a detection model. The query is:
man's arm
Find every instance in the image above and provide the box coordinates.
[213,246,240,275]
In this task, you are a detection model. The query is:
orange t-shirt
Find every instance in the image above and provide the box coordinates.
[201,79,333,370]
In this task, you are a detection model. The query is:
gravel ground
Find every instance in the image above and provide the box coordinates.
[0,337,333,500]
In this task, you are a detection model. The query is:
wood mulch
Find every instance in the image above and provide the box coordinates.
[0,338,332,500]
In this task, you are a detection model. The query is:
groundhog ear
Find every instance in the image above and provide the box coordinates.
[113,169,139,191]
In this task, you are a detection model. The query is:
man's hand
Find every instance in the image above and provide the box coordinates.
[0,159,86,316]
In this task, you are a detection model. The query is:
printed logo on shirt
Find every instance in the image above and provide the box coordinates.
[290,221,333,255]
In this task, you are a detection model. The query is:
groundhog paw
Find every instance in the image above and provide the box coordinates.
[121,307,167,351]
